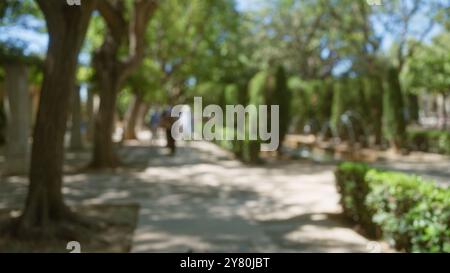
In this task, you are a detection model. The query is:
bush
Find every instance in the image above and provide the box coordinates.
[335,162,380,238]
[335,162,450,252]
[407,129,450,155]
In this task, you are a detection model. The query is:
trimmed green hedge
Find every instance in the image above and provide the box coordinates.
[407,129,450,155]
[335,162,450,252]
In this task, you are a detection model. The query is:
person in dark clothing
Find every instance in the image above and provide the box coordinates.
[160,107,177,155]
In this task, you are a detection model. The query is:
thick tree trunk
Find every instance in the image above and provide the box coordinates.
[17,0,95,234]
[89,1,157,168]
[69,85,84,150]
[123,93,143,140]
[90,73,121,168]
[4,63,30,175]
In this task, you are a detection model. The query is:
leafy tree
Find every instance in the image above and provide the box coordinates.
[90,0,158,168]
[12,0,96,238]
[383,67,407,150]
[403,33,450,129]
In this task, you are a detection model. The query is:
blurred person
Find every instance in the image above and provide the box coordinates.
[160,107,177,155]
[149,109,161,142]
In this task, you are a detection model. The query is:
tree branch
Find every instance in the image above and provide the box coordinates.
[120,0,158,79]
[96,0,127,44]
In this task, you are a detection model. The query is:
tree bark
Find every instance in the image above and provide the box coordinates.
[123,93,143,140]
[90,69,121,168]
[17,0,95,234]
[4,63,30,175]
[136,102,150,132]
[69,85,84,150]
[90,1,157,168]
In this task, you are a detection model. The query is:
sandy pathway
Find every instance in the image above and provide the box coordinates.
[0,140,388,252]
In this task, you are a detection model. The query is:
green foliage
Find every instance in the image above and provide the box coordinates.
[335,162,380,238]
[363,75,383,143]
[316,79,334,126]
[243,71,268,163]
[402,33,450,96]
[288,77,333,134]
[272,66,290,148]
[218,84,244,157]
[366,170,450,252]
[330,78,348,135]
[241,66,290,161]
[335,162,450,252]
[287,77,312,132]
[382,67,406,148]
[116,90,133,120]
[407,129,450,155]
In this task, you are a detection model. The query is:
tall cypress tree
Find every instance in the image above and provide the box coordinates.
[383,67,406,150]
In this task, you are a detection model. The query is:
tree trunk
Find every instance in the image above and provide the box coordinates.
[136,102,150,132]
[123,93,143,140]
[88,29,126,169]
[90,72,121,168]
[4,62,30,175]
[17,0,95,234]
[89,1,157,169]
[69,85,84,150]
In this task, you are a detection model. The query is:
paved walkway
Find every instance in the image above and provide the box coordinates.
[1,140,390,252]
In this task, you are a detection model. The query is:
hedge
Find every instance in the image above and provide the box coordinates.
[335,162,450,252]
[407,129,450,155]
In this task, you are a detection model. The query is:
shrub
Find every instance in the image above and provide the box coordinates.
[335,162,450,252]
[407,129,450,155]
[335,162,380,238]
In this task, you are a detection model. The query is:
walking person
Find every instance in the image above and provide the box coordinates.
[149,109,161,143]
[160,107,177,155]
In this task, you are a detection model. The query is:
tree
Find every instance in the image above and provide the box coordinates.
[383,67,406,150]
[403,33,450,129]
[13,0,96,237]
[122,59,162,140]
[272,66,290,154]
[91,0,157,168]
[373,0,444,131]
[363,74,384,144]
[0,1,43,175]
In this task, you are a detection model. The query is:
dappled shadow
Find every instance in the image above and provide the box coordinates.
[1,141,390,252]
[256,213,373,252]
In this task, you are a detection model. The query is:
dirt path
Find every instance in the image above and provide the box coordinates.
[124,141,384,252]
[0,140,389,253]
